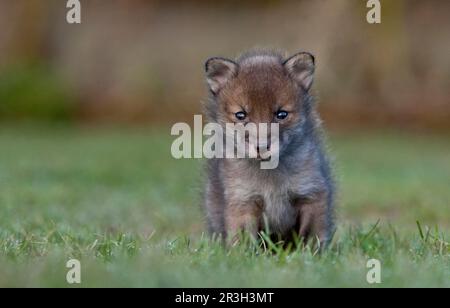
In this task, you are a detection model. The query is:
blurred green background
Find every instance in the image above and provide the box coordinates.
[0,0,449,128]
[0,0,448,287]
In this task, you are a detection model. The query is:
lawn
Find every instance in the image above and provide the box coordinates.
[0,124,448,287]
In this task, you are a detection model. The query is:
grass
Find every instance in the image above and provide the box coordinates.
[0,124,448,287]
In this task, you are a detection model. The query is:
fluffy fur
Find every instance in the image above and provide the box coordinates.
[203,49,335,246]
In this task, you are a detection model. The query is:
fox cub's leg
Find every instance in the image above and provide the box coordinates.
[225,202,262,245]
[296,192,332,247]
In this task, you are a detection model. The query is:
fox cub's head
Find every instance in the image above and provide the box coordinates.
[205,50,315,160]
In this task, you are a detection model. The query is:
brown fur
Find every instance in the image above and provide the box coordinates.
[203,49,335,247]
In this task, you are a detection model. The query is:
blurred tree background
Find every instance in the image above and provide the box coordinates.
[0,0,449,130]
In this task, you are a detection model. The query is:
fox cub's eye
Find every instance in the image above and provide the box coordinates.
[276,110,289,120]
[235,111,247,120]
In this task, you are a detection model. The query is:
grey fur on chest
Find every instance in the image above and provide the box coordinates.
[223,159,323,234]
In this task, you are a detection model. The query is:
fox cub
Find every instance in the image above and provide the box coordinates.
[203,49,335,247]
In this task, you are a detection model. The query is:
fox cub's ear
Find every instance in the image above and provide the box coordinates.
[283,52,315,91]
[205,57,238,95]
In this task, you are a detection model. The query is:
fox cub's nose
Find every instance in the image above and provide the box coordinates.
[256,143,271,159]
[256,144,271,153]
